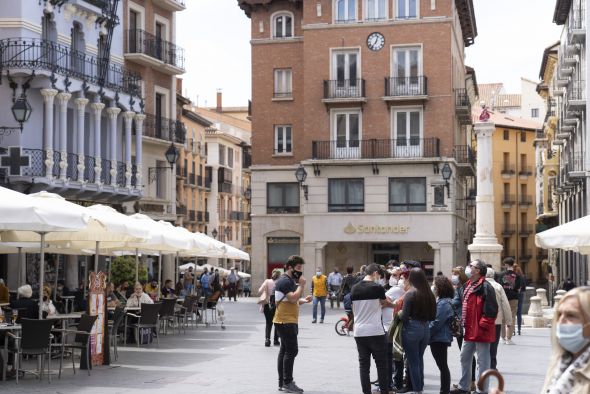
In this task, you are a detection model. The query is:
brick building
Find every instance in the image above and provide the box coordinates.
[238,0,479,287]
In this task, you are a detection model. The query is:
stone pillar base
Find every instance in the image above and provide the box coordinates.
[467,242,503,271]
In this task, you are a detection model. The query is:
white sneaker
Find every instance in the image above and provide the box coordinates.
[506,339,515,345]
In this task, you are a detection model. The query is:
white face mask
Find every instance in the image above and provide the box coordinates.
[378,278,385,286]
[465,267,472,279]
[557,323,590,353]
[398,278,405,288]
[451,275,460,286]
[316,271,321,277]
[389,277,398,287]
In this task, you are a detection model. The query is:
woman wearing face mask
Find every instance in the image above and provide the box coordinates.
[490,286,590,394]
[383,267,404,392]
[429,276,455,394]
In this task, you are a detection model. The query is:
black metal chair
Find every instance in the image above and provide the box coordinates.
[7,318,56,384]
[108,307,125,361]
[127,303,160,347]
[174,296,195,333]
[158,299,178,335]
[57,314,98,377]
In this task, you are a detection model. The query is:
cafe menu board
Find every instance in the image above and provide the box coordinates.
[88,271,106,366]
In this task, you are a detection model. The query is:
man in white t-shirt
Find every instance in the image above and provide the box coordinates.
[351,264,394,394]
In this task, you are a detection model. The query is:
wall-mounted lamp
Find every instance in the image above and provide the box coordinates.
[295,164,309,200]
[441,162,453,198]
[148,143,179,183]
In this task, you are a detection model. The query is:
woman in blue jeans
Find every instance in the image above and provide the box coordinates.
[400,268,437,393]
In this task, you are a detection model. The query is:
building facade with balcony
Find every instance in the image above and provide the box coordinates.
[488,112,543,282]
[238,0,478,286]
[0,0,146,287]
[122,0,186,223]
[175,87,210,236]
[546,0,588,286]
[192,93,252,269]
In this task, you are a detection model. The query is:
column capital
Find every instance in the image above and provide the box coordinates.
[74,97,89,110]
[106,107,121,118]
[134,113,146,122]
[474,122,496,137]
[123,111,135,121]
[56,92,72,103]
[90,102,105,112]
[40,88,58,99]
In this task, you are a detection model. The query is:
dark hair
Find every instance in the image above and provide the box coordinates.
[503,257,515,267]
[472,259,488,276]
[346,266,354,274]
[286,255,305,269]
[409,268,436,316]
[436,271,444,277]
[364,263,381,276]
[434,276,455,299]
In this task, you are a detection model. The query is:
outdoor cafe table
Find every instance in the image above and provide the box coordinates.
[50,312,84,329]
[1,323,22,381]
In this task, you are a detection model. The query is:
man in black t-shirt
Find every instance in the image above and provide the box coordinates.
[351,264,394,394]
[498,257,522,344]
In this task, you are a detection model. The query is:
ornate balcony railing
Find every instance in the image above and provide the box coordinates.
[501,194,516,205]
[568,79,585,102]
[126,29,185,70]
[519,225,534,236]
[101,159,111,185]
[189,210,196,222]
[189,173,195,185]
[311,138,440,160]
[143,113,174,142]
[453,145,475,165]
[21,149,45,177]
[323,79,366,99]
[116,161,126,187]
[0,38,141,95]
[66,153,79,181]
[131,164,137,187]
[501,225,516,236]
[52,151,61,178]
[384,76,428,97]
[84,156,95,183]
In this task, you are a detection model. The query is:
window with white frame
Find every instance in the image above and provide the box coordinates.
[331,50,360,95]
[365,0,387,20]
[389,178,426,212]
[396,0,418,19]
[391,46,422,95]
[274,125,293,154]
[392,107,423,157]
[335,0,357,23]
[531,108,539,118]
[272,12,293,38]
[274,69,293,98]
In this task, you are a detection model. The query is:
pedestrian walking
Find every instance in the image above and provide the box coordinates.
[485,266,512,370]
[341,266,356,298]
[450,259,498,394]
[311,269,328,323]
[563,277,576,291]
[259,269,281,347]
[498,257,521,344]
[273,255,312,393]
[514,264,527,335]
[228,268,239,301]
[350,263,393,394]
[328,267,343,309]
[430,276,455,394]
[400,268,436,394]
[183,267,194,295]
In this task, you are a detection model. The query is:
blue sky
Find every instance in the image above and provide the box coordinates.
[177,0,563,107]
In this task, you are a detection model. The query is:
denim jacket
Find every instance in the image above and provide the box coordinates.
[451,285,464,318]
[429,297,454,345]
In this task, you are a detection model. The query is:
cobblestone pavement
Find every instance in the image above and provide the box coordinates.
[4,298,551,393]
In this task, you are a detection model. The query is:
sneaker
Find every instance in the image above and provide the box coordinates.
[283,381,304,393]
[311,319,317,324]
[449,388,470,394]
[265,339,271,347]
[320,319,324,324]
[506,339,515,345]
[274,340,281,346]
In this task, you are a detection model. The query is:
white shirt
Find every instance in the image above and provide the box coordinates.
[328,272,343,286]
[126,292,154,308]
[382,286,404,329]
[351,280,387,337]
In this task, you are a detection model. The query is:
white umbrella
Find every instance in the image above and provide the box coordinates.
[0,188,90,318]
[536,215,590,254]
[237,271,251,279]
[225,245,250,261]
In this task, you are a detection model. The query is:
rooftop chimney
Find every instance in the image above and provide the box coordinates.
[216,89,222,113]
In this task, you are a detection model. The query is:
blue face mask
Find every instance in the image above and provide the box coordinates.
[557,323,590,353]
[465,267,472,279]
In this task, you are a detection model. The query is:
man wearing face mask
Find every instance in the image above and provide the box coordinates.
[450,260,498,394]
[274,255,312,393]
[491,287,590,394]
[311,268,328,323]
[327,268,343,309]
[351,263,394,394]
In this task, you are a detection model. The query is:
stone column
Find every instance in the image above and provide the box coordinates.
[66,255,79,290]
[468,121,503,270]
[163,254,174,286]
[314,242,327,273]
[74,98,89,180]
[123,111,135,188]
[106,107,121,185]
[56,93,72,180]
[91,102,105,184]
[41,89,58,178]
[209,164,220,235]
[134,114,146,188]
[439,242,456,276]
[428,242,441,274]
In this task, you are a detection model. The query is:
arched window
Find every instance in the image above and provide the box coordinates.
[272,12,293,38]
[71,22,86,74]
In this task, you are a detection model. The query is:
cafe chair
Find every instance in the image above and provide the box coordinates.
[174,296,195,333]
[127,303,160,347]
[7,318,56,384]
[108,306,125,361]
[158,299,178,335]
[56,314,98,377]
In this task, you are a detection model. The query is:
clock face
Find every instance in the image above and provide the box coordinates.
[367,32,385,51]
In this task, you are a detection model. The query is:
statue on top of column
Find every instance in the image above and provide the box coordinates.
[479,104,491,122]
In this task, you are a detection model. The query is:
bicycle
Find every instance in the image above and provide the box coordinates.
[334,311,353,336]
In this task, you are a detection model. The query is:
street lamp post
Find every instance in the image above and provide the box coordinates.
[148,142,179,183]
[441,162,453,198]
[212,228,218,239]
[295,164,309,200]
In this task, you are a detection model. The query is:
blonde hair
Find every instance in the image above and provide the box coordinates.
[551,287,590,355]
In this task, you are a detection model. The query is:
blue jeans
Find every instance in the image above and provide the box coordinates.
[517,291,525,333]
[401,320,429,392]
[459,341,491,393]
[312,296,326,320]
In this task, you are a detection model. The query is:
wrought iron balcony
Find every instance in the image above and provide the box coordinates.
[0,38,141,95]
[101,159,111,185]
[84,156,96,183]
[143,114,185,143]
[501,165,515,176]
[568,2,586,42]
[501,225,516,236]
[197,211,204,222]
[519,195,533,206]
[518,166,533,176]
[501,194,516,205]
[116,161,126,187]
[126,29,185,71]
[567,79,586,106]
[455,88,472,125]
[66,153,79,181]
[189,173,195,185]
[519,225,534,236]
[189,210,196,222]
[384,76,428,98]
[453,145,475,176]
[311,138,440,160]
[323,79,366,101]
